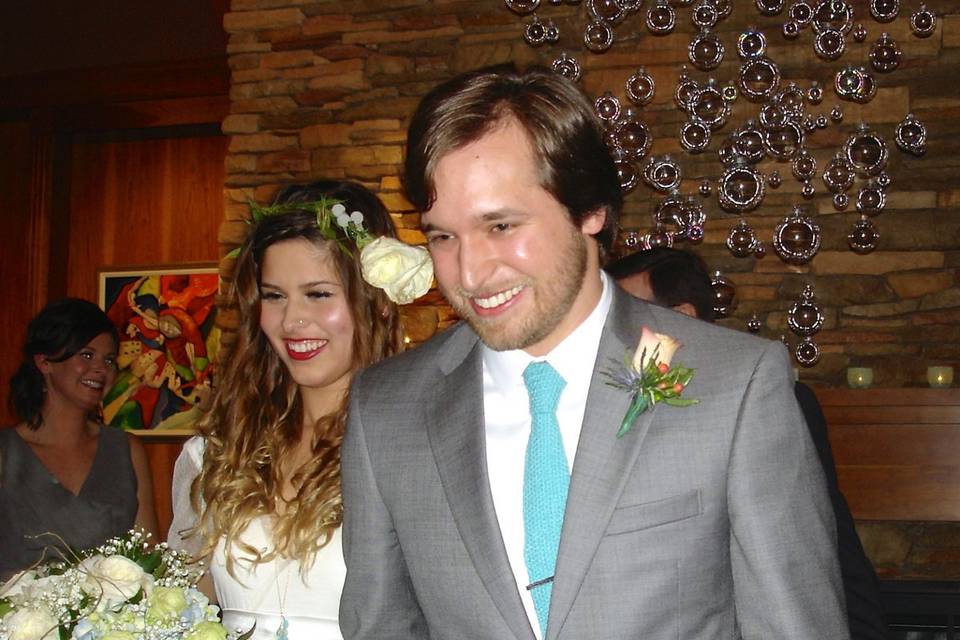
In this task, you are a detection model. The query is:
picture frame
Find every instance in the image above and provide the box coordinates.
[97,263,221,436]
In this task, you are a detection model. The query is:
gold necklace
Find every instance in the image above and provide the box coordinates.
[274,559,290,640]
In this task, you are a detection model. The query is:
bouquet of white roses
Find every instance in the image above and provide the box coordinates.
[0,530,249,640]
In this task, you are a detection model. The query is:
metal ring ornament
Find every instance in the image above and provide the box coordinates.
[505,0,541,14]
[688,30,725,71]
[911,5,937,38]
[587,0,627,24]
[737,28,767,59]
[718,160,766,213]
[822,154,856,193]
[848,216,879,254]
[584,19,615,52]
[626,67,655,105]
[653,191,687,231]
[788,1,814,26]
[551,53,582,81]
[895,113,927,156]
[644,156,683,192]
[711,271,737,318]
[856,181,886,215]
[869,0,899,23]
[782,20,801,39]
[738,57,781,102]
[679,118,712,153]
[733,121,767,164]
[646,0,677,35]
[756,0,786,15]
[594,92,622,123]
[791,149,818,181]
[776,83,807,117]
[814,28,845,60]
[812,0,854,34]
[795,338,821,367]
[763,121,804,160]
[674,68,700,110]
[759,101,788,131]
[852,21,867,42]
[692,1,718,29]
[773,206,821,264]
[843,124,888,176]
[788,285,824,336]
[712,0,733,20]
[613,116,653,160]
[612,148,640,193]
[870,33,902,73]
[523,15,547,45]
[726,219,760,258]
[687,81,730,129]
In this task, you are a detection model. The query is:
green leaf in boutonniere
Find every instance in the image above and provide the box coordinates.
[602,326,699,437]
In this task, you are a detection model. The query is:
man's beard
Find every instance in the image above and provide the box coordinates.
[442,228,589,352]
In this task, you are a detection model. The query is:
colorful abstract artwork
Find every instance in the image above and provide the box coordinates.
[98,265,220,434]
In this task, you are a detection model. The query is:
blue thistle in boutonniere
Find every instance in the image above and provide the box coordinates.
[604,326,698,437]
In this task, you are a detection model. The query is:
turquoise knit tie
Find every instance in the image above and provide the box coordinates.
[522,361,569,637]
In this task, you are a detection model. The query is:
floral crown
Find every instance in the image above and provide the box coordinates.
[229,196,434,305]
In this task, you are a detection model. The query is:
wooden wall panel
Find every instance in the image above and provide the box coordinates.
[140,437,189,540]
[0,121,39,425]
[815,388,960,521]
[65,134,228,302]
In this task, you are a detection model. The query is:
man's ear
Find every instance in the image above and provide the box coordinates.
[579,207,606,235]
[672,302,699,319]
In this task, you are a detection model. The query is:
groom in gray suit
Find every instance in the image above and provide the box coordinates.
[339,64,849,640]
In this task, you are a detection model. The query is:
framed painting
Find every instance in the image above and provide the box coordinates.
[97,264,221,435]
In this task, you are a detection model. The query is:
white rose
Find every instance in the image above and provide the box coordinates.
[80,555,151,609]
[632,326,681,373]
[4,607,58,640]
[0,570,37,598]
[360,237,434,305]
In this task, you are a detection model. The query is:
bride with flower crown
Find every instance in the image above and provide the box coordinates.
[168,180,432,640]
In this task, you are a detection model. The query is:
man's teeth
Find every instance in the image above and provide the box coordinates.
[81,379,104,390]
[474,285,523,309]
[288,339,326,353]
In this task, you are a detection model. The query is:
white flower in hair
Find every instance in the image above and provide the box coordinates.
[361,237,434,305]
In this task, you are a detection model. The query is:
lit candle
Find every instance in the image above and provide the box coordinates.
[927,366,954,388]
[846,367,873,389]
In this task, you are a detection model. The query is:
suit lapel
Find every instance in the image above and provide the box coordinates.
[546,289,662,640]
[425,324,535,640]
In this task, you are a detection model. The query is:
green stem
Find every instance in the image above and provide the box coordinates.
[617,394,649,438]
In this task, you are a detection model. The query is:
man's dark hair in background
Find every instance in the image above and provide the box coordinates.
[605,246,889,640]
[605,248,715,321]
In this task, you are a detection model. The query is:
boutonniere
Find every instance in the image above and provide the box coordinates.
[603,326,698,437]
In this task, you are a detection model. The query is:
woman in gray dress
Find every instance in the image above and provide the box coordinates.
[0,298,157,579]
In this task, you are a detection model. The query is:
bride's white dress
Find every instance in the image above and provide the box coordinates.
[168,437,344,640]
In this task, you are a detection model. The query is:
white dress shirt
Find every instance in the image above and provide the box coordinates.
[482,272,613,639]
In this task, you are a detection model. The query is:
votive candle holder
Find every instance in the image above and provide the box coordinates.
[927,366,954,388]
[846,367,873,389]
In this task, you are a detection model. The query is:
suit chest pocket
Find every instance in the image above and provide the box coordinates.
[606,489,702,536]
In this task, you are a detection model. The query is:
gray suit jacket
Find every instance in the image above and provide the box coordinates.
[340,287,849,639]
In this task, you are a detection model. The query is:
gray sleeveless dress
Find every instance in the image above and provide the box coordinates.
[0,426,138,578]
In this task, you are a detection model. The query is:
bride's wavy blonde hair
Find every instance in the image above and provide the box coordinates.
[189,181,404,576]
